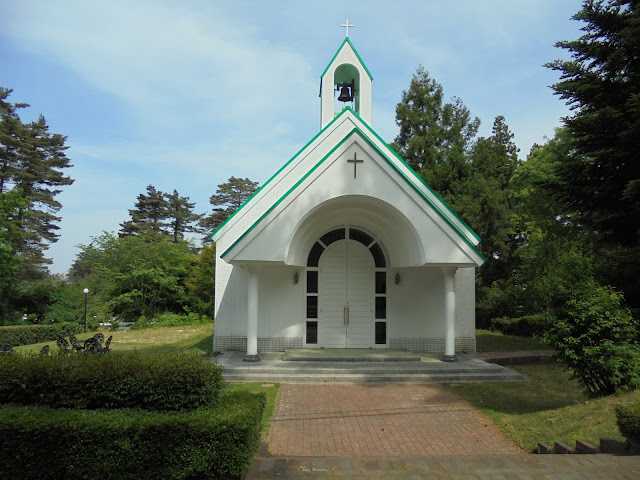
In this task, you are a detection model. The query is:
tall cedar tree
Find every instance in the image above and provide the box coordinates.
[462,116,519,286]
[546,0,640,310]
[392,66,480,198]
[0,89,73,271]
[200,176,259,234]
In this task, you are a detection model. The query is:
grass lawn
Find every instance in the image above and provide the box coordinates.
[475,329,548,352]
[445,360,639,451]
[224,382,280,442]
[14,324,214,356]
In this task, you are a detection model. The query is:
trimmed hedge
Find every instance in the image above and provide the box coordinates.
[0,322,82,347]
[0,391,265,480]
[616,402,640,442]
[490,314,550,337]
[0,353,222,411]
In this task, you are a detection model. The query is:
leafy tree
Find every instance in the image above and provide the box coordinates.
[477,129,586,322]
[392,66,480,196]
[185,243,216,317]
[544,281,640,396]
[200,176,259,234]
[453,117,520,326]
[459,117,519,269]
[77,233,195,321]
[119,185,169,238]
[0,189,28,321]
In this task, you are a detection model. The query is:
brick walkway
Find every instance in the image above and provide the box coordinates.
[268,384,521,457]
[246,454,640,479]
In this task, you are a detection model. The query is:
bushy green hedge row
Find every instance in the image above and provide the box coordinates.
[490,314,550,337]
[616,402,640,442]
[0,322,82,347]
[0,391,265,480]
[0,353,222,411]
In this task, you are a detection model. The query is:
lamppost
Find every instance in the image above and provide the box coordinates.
[83,288,89,333]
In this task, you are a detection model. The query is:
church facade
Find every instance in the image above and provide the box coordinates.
[212,37,485,361]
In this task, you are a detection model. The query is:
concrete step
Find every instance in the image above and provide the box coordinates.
[221,365,508,375]
[282,349,422,362]
[222,370,528,384]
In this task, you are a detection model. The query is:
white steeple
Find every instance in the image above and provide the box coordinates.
[319,31,373,129]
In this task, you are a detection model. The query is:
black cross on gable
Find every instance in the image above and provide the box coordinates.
[347,152,363,179]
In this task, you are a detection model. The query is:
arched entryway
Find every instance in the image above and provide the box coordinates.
[304,226,387,348]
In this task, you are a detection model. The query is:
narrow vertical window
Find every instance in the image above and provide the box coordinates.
[306,321,318,344]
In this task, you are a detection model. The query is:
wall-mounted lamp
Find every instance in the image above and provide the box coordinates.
[294,271,300,285]
[394,272,401,285]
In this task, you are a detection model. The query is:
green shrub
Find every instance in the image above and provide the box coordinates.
[0,391,265,480]
[616,402,640,443]
[129,315,151,330]
[543,283,640,396]
[0,353,222,411]
[490,314,551,337]
[154,312,196,327]
[0,322,82,347]
[129,313,212,331]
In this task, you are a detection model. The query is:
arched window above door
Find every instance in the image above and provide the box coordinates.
[306,227,386,267]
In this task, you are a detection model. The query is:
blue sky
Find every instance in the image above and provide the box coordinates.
[1,0,584,274]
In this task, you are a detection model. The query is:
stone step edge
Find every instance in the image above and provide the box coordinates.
[221,366,508,375]
[282,356,422,362]
[222,373,528,382]
[537,438,637,455]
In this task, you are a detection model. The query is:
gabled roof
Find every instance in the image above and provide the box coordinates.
[212,107,485,263]
[321,37,373,81]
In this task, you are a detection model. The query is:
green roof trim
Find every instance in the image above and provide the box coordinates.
[221,124,486,263]
[209,107,353,240]
[320,37,373,81]
[355,111,482,243]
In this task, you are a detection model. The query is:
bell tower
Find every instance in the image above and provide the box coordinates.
[319,23,373,129]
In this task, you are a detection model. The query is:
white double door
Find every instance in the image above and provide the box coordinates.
[319,241,374,348]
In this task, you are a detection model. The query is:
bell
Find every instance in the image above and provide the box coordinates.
[337,85,353,103]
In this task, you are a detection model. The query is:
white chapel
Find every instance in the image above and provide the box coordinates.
[211,32,485,362]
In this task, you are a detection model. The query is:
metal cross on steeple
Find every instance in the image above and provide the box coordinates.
[341,19,354,37]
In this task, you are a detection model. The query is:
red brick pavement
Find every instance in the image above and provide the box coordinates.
[268,384,522,457]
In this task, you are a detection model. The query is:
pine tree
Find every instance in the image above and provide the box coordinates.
[0,87,73,322]
[0,88,73,273]
[119,185,170,238]
[200,176,259,234]
[165,189,203,243]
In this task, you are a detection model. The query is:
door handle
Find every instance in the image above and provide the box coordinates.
[344,306,347,326]
[346,304,350,327]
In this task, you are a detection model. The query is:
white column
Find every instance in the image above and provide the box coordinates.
[244,265,261,362]
[442,266,457,362]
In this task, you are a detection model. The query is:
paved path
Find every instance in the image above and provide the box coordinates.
[245,383,640,479]
[246,454,640,479]
[268,384,521,456]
